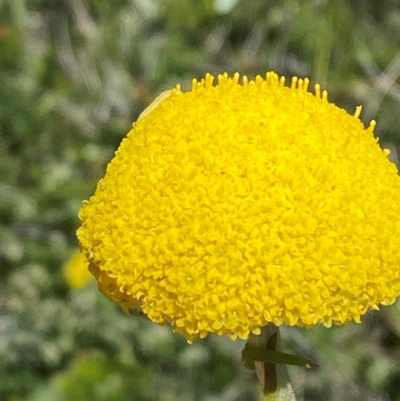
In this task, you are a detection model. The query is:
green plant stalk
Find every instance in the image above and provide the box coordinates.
[248,325,297,401]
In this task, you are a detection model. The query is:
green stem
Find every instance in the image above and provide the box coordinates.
[248,325,297,401]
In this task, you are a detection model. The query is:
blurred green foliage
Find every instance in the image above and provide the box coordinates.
[1,0,400,400]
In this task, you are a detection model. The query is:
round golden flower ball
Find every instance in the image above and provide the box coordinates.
[77,72,400,342]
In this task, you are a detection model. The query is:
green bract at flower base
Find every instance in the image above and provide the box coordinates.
[77,72,400,400]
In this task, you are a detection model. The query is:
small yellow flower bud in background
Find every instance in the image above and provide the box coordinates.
[63,249,92,289]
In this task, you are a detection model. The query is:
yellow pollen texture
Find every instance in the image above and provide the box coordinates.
[77,72,400,342]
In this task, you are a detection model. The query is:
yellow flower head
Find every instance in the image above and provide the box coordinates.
[77,72,400,342]
[63,249,92,289]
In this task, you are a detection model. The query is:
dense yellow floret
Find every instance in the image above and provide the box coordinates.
[77,72,400,342]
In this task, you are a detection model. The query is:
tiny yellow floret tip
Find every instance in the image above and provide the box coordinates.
[77,72,400,343]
